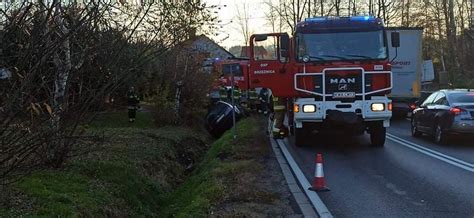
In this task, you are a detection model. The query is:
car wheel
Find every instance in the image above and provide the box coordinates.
[434,123,448,144]
[411,118,422,137]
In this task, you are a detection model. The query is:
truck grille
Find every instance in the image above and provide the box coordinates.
[298,69,384,101]
[324,70,362,95]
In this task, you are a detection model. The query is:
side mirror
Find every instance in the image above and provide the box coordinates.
[391,32,400,48]
[254,34,268,42]
[280,34,290,58]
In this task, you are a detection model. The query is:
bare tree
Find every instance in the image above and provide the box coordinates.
[0,0,216,183]
[266,0,309,33]
[265,0,286,33]
[235,1,252,46]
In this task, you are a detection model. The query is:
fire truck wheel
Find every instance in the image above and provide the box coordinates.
[294,127,308,147]
[370,124,386,147]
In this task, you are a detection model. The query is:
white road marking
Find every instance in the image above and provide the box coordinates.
[387,133,474,173]
[269,138,318,217]
[276,139,333,218]
[387,133,474,168]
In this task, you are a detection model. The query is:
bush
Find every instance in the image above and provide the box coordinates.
[152,50,213,128]
[152,84,178,127]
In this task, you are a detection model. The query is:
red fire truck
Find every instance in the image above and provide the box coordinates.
[212,59,249,89]
[248,16,400,147]
[209,59,265,110]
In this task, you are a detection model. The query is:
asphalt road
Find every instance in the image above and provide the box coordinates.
[284,119,474,217]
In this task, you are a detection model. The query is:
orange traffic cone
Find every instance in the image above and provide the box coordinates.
[309,154,330,192]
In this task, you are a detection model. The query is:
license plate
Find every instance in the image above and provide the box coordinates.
[333,92,355,98]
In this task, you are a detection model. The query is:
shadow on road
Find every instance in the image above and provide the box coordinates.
[288,131,378,154]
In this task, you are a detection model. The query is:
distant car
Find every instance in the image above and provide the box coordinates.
[411,89,474,144]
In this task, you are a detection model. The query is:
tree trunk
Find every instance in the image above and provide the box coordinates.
[369,0,373,16]
[49,2,72,167]
[443,0,459,75]
[320,0,324,16]
[405,0,411,27]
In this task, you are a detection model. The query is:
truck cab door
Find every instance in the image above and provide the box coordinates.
[249,33,296,97]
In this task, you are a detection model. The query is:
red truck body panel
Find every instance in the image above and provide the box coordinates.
[212,59,250,90]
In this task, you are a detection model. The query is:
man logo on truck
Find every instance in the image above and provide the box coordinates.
[330,78,356,84]
[338,84,348,91]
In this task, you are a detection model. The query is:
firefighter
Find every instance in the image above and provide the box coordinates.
[127,86,140,122]
[272,96,287,138]
[258,88,270,114]
[218,86,228,102]
[231,86,241,104]
[247,89,259,111]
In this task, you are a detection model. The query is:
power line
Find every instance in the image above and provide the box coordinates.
[219,16,268,21]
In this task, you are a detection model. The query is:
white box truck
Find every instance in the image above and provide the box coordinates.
[386,27,424,118]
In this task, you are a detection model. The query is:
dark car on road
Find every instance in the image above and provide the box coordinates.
[411,89,474,144]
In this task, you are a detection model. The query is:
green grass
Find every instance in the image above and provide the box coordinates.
[13,160,162,216]
[0,110,209,217]
[1,112,263,217]
[89,111,155,129]
[160,117,262,217]
[15,170,109,216]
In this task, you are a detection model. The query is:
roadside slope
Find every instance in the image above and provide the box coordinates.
[162,117,301,217]
[0,112,209,216]
[1,113,301,216]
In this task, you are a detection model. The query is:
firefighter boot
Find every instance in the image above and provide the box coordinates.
[272,117,288,139]
[272,97,287,139]
[272,125,288,139]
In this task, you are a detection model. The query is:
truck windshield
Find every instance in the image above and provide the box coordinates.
[297,30,387,62]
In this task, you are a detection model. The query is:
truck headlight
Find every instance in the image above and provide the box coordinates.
[303,105,316,113]
[371,103,385,112]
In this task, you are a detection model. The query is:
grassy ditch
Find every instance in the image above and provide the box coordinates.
[1,112,296,216]
[161,117,296,217]
[0,111,208,216]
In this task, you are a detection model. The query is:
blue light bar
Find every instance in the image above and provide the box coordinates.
[350,16,374,21]
[305,16,376,23]
[305,17,327,22]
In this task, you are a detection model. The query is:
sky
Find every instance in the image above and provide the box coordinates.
[203,0,272,49]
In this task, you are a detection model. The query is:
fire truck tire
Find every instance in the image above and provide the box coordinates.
[370,124,386,147]
[294,127,308,147]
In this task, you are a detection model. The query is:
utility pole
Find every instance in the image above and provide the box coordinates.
[471,0,473,30]
[230,65,237,141]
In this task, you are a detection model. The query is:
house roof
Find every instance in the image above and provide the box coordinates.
[174,35,235,59]
[200,35,235,58]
